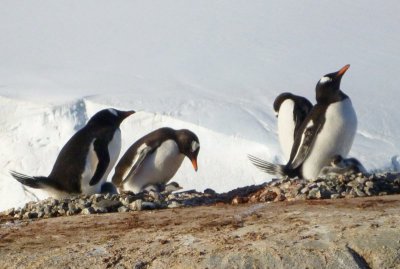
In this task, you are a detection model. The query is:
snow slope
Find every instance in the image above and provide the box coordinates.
[1,1,400,210]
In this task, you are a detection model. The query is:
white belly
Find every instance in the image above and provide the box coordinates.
[278,100,296,161]
[81,129,121,195]
[123,140,185,193]
[301,99,357,180]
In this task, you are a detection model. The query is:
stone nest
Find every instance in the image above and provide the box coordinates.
[1,172,400,221]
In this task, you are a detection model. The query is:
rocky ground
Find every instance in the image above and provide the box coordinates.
[1,173,400,268]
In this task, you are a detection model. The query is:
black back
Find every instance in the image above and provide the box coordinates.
[48,108,133,193]
[285,65,351,175]
[112,127,200,186]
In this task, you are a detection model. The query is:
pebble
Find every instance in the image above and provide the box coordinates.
[82,207,96,215]
[1,172,400,221]
[168,201,183,208]
[118,206,129,213]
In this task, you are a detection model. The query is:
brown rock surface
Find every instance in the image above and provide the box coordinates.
[1,195,400,269]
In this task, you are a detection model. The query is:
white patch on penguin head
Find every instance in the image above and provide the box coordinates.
[191,141,200,152]
[319,76,332,84]
[108,108,118,116]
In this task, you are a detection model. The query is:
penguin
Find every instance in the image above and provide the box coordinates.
[273,92,313,160]
[142,181,183,193]
[249,64,357,180]
[10,108,134,198]
[319,155,367,177]
[112,127,200,194]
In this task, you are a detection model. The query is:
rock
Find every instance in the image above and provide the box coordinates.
[129,199,143,211]
[365,181,374,188]
[23,212,38,219]
[316,189,331,199]
[204,188,217,195]
[307,188,319,199]
[94,199,121,211]
[354,187,366,197]
[134,261,148,269]
[168,201,184,208]
[356,177,367,184]
[93,207,108,214]
[142,202,157,210]
[82,207,96,215]
[4,208,15,216]
[118,206,129,213]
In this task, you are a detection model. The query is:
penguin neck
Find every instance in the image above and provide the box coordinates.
[316,89,348,105]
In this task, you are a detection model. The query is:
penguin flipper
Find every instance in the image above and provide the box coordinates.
[10,171,62,190]
[122,146,152,184]
[293,98,313,138]
[248,155,287,177]
[288,115,325,169]
[89,139,110,186]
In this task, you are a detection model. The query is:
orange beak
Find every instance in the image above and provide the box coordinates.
[191,158,198,172]
[337,64,350,77]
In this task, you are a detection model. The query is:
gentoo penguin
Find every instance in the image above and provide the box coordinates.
[319,155,367,177]
[112,127,200,193]
[10,108,134,197]
[249,64,357,180]
[142,181,183,193]
[273,92,313,160]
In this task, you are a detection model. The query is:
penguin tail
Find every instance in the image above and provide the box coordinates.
[10,170,54,189]
[248,155,287,177]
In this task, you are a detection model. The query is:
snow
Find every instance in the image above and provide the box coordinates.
[1,1,400,211]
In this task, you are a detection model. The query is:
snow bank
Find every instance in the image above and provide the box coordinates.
[1,1,400,210]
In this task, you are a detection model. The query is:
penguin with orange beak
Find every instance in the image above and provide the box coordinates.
[112,127,200,193]
[249,65,357,180]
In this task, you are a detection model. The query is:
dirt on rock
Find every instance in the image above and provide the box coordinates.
[1,195,400,269]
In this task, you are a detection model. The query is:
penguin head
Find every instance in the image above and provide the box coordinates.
[176,129,200,171]
[315,64,350,104]
[273,92,294,117]
[331,154,344,167]
[87,108,135,128]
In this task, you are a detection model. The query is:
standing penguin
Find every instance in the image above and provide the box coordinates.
[112,127,200,193]
[249,64,357,180]
[10,108,134,197]
[273,93,313,160]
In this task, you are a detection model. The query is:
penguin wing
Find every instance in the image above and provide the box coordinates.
[288,115,325,169]
[121,145,153,184]
[293,98,313,138]
[89,139,110,186]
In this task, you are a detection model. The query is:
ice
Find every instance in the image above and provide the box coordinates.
[1,1,400,210]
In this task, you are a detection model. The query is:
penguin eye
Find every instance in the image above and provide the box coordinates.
[319,77,332,84]
[191,141,200,152]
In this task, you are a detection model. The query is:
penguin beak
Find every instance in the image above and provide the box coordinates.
[336,64,350,78]
[121,110,135,119]
[190,157,198,172]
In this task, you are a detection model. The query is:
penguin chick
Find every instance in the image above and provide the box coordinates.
[319,155,367,177]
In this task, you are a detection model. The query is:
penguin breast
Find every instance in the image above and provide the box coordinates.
[277,100,296,161]
[80,129,122,195]
[124,139,185,193]
[302,98,357,180]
